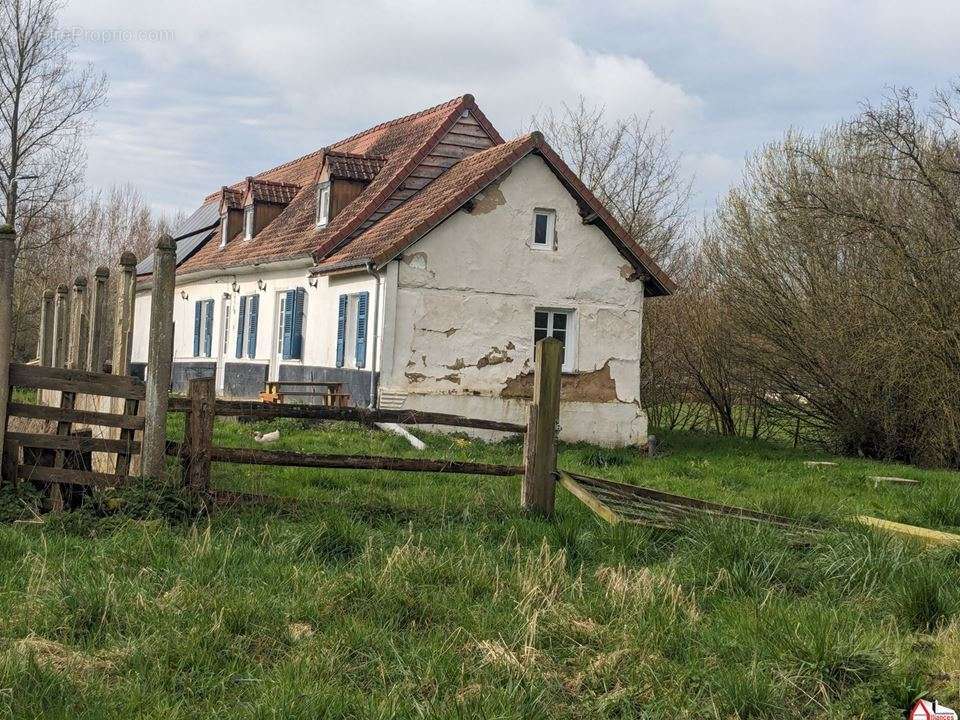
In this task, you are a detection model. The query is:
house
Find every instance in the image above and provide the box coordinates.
[131,94,675,447]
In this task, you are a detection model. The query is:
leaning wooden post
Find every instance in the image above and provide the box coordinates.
[37,289,54,366]
[184,377,215,492]
[86,266,109,372]
[142,235,176,479]
[111,251,137,377]
[522,337,563,515]
[52,284,70,368]
[66,276,87,369]
[0,226,15,475]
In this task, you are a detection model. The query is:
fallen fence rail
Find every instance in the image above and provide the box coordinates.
[558,469,813,532]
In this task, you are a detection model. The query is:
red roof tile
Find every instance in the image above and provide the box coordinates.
[173,94,672,295]
[316,132,675,296]
[180,95,484,275]
[324,151,385,182]
[247,178,300,205]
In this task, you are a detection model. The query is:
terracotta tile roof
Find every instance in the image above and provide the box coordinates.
[219,186,243,210]
[247,178,301,205]
[315,132,676,296]
[180,94,497,275]
[324,151,385,182]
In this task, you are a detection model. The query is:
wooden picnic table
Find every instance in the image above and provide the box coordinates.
[260,380,351,407]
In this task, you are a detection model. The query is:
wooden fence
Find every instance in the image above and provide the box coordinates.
[0,226,566,515]
[162,338,561,512]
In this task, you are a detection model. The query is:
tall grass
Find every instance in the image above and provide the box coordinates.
[0,421,957,717]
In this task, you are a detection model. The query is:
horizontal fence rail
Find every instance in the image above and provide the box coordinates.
[7,402,146,430]
[166,397,526,434]
[180,445,524,477]
[10,363,145,400]
[16,465,128,487]
[8,431,140,455]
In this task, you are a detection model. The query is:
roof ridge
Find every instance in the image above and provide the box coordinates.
[330,95,469,150]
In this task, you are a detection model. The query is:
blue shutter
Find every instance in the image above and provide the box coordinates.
[291,287,306,360]
[281,289,295,360]
[335,294,347,367]
[247,295,259,358]
[193,301,202,357]
[203,299,214,357]
[235,296,246,358]
[355,291,369,369]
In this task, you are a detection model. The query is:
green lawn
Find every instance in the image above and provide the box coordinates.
[0,420,959,718]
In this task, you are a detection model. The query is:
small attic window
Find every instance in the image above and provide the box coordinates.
[244,206,254,239]
[219,218,229,249]
[316,182,331,227]
[532,208,556,250]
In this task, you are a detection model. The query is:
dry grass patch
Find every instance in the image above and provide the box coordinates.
[8,634,124,679]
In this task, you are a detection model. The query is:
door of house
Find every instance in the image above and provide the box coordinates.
[215,292,231,393]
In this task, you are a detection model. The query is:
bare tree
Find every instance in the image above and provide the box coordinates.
[10,185,176,361]
[705,83,960,465]
[0,0,106,254]
[532,97,692,271]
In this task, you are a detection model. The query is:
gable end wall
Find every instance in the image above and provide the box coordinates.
[381,154,648,446]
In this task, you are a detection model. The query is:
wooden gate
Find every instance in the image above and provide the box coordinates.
[4,364,145,509]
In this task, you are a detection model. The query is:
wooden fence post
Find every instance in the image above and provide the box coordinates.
[184,377,215,492]
[522,337,563,515]
[37,289,54,366]
[0,227,15,477]
[52,284,70,368]
[111,251,137,377]
[66,276,87,369]
[142,235,176,479]
[86,266,109,372]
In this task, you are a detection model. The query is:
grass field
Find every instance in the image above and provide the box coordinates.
[0,419,959,719]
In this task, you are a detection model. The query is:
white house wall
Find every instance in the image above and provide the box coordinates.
[133,260,380,402]
[381,153,648,446]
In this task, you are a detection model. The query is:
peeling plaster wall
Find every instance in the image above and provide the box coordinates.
[382,154,648,446]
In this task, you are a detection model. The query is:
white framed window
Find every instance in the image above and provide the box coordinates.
[534,308,575,372]
[244,206,255,239]
[219,218,229,249]
[316,182,331,227]
[532,208,556,250]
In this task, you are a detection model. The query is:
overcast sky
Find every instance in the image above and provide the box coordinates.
[61,0,960,220]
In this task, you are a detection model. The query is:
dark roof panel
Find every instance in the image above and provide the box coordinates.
[136,202,219,275]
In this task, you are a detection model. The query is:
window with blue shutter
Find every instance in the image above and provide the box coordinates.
[281,289,295,359]
[203,299,214,357]
[355,291,369,368]
[193,301,202,357]
[246,294,259,358]
[235,296,247,358]
[335,294,347,367]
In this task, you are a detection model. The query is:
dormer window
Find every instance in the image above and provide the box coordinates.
[316,182,331,227]
[219,218,229,249]
[244,206,255,239]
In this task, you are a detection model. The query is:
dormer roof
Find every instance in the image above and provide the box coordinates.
[322,151,386,182]
[241,177,301,207]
